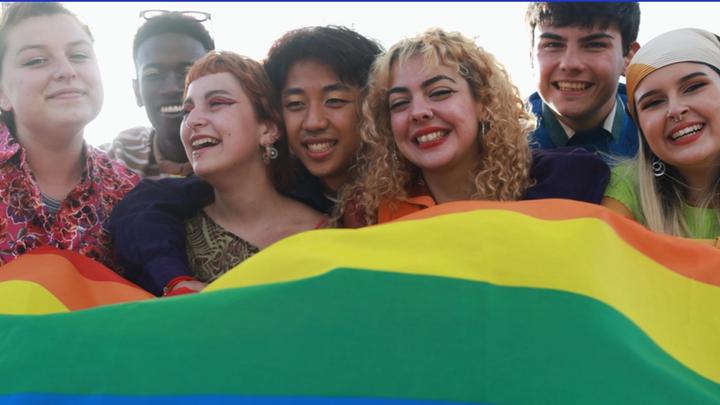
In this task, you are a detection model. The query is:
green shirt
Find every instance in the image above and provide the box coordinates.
[604,163,720,239]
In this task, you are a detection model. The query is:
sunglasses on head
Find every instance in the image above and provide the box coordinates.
[139,10,211,22]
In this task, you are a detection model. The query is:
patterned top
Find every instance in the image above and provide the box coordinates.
[0,123,140,271]
[102,126,192,179]
[185,210,260,283]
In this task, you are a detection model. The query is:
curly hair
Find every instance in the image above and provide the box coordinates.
[340,28,536,225]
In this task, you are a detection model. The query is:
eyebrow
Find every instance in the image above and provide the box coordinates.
[282,82,352,97]
[538,33,565,42]
[387,74,456,96]
[538,32,613,42]
[16,40,92,56]
[183,89,232,104]
[636,71,709,105]
[578,33,614,42]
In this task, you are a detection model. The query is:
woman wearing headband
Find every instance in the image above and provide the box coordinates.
[602,28,720,241]
[340,28,609,226]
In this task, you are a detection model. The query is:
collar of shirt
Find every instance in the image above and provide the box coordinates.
[0,121,100,182]
[559,100,616,139]
[541,96,626,147]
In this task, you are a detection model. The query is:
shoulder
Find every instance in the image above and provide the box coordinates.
[606,161,638,194]
[603,161,640,218]
[526,91,543,113]
[90,147,140,188]
[526,147,610,203]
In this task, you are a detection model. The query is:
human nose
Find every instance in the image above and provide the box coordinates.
[183,108,207,131]
[558,46,584,72]
[160,71,184,94]
[52,57,78,81]
[410,97,433,123]
[666,97,689,123]
[302,102,328,131]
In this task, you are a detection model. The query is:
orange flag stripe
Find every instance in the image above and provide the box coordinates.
[400,199,720,286]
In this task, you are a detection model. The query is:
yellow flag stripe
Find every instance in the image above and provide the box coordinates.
[207,209,720,383]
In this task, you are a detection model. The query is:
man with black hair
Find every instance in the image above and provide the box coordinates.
[265,26,383,212]
[103,11,214,178]
[109,26,382,295]
[526,2,641,160]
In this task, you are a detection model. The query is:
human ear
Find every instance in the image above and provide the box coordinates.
[622,42,641,76]
[0,88,12,112]
[133,78,143,107]
[259,121,280,146]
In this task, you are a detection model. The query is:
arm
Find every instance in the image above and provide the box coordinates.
[526,147,610,203]
[108,176,213,296]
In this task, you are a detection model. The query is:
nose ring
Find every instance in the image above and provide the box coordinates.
[669,110,685,123]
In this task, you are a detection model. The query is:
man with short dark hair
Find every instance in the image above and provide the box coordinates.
[103,11,214,178]
[526,2,641,160]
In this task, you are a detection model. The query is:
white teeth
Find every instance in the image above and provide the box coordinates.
[161,105,183,114]
[307,142,334,153]
[191,137,219,149]
[416,131,446,144]
[556,81,590,91]
[671,124,703,140]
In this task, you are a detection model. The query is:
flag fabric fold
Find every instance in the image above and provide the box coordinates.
[0,200,717,404]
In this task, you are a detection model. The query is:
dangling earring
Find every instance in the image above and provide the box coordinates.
[480,121,490,137]
[651,155,666,177]
[263,144,278,164]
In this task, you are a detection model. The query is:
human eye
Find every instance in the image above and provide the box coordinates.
[639,97,664,111]
[141,67,162,80]
[69,52,90,62]
[584,41,609,50]
[22,56,47,67]
[325,97,352,108]
[684,81,707,93]
[68,46,93,62]
[283,98,305,112]
[540,41,563,50]
[429,88,456,100]
[388,97,409,112]
[208,96,235,109]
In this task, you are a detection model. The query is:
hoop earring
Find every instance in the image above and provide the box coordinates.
[263,144,278,164]
[651,155,666,177]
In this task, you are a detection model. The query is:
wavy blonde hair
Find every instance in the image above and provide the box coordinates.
[340,28,536,225]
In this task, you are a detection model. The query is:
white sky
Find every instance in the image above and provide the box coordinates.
[62,2,720,147]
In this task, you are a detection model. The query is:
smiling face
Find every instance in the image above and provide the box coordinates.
[387,55,481,177]
[281,59,361,192]
[634,62,720,177]
[533,24,635,131]
[181,72,276,179]
[0,14,102,139]
[134,33,208,159]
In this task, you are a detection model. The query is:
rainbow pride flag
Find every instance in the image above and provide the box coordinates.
[0,200,718,404]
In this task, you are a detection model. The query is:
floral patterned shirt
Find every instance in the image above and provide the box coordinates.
[0,123,139,271]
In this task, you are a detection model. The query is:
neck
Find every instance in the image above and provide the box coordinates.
[155,130,188,163]
[423,168,474,204]
[17,126,85,198]
[556,96,614,132]
[320,172,347,195]
[204,163,282,225]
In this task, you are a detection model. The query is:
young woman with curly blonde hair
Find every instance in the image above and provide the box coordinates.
[341,28,609,226]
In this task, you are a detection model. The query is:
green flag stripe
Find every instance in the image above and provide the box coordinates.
[1,269,717,404]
